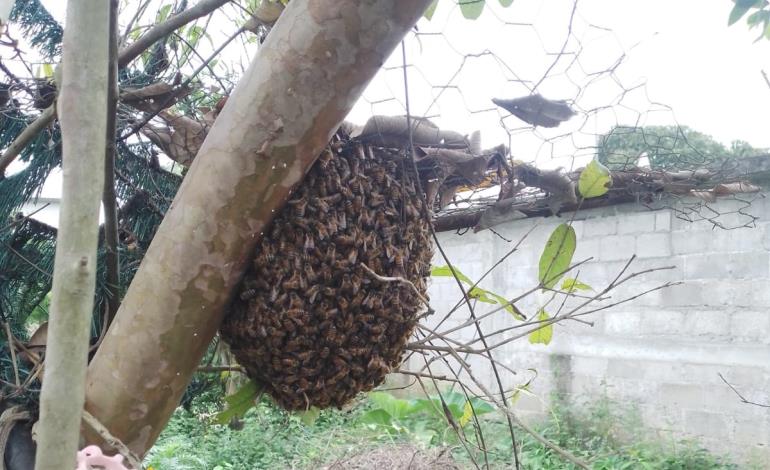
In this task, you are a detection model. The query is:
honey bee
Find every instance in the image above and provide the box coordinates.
[303,235,315,251]
[306,284,320,304]
[281,272,305,290]
[318,148,333,168]
[314,221,329,240]
[287,198,307,217]
[240,288,257,301]
[346,248,358,265]
[335,234,356,246]
[289,292,304,309]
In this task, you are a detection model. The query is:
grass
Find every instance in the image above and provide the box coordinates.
[144,389,746,470]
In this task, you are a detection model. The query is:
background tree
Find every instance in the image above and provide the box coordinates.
[597,124,764,171]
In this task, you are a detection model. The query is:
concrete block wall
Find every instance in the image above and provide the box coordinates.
[414,198,770,463]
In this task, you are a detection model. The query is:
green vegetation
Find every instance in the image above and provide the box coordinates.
[597,125,763,171]
[145,390,745,469]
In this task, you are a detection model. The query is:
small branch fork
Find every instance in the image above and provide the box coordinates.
[719,373,770,408]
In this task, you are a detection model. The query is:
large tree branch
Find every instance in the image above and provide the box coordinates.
[0,0,232,178]
[34,1,109,468]
[83,0,433,457]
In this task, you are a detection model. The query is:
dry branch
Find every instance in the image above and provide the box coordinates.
[0,0,232,175]
[435,154,770,232]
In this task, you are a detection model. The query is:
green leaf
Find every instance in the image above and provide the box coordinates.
[459,0,484,19]
[511,369,538,403]
[368,391,413,420]
[538,223,576,289]
[212,381,260,425]
[511,384,531,404]
[468,397,494,415]
[729,3,753,25]
[561,278,593,293]
[468,286,496,304]
[499,0,514,6]
[459,401,473,427]
[156,4,173,23]
[424,0,439,20]
[431,265,473,286]
[528,309,553,345]
[359,409,393,427]
[488,292,525,320]
[578,159,612,198]
[298,406,320,426]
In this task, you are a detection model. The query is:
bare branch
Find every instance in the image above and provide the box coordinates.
[0,105,55,178]
[117,0,232,68]
[81,410,142,470]
[719,372,770,408]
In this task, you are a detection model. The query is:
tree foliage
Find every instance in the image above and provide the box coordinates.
[597,125,763,171]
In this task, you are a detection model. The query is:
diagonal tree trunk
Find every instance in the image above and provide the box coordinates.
[34,1,109,469]
[84,0,433,457]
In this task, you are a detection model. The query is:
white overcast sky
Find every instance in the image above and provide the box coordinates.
[24,0,770,199]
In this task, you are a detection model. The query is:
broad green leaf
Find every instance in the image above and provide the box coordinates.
[368,391,412,420]
[561,278,593,293]
[299,406,320,426]
[729,4,753,25]
[538,223,576,289]
[747,9,770,29]
[459,401,473,427]
[459,0,484,20]
[488,292,525,320]
[359,409,393,427]
[499,0,514,6]
[431,265,473,286]
[578,159,612,198]
[528,309,553,345]
[729,0,763,25]
[212,381,260,424]
[424,0,439,20]
[468,397,494,415]
[156,4,173,23]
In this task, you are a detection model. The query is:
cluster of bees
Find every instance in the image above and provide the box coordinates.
[220,143,433,410]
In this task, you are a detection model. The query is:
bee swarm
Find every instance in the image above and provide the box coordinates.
[220,142,433,410]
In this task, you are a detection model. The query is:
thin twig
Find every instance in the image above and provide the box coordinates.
[0,240,52,278]
[117,0,231,68]
[360,262,431,309]
[2,323,20,387]
[718,372,770,408]
[0,203,50,234]
[120,27,243,142]
[0,0,231,173]
[81,410,143,469]
[0,105,56,177]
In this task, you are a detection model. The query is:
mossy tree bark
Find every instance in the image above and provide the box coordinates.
[84,0,433,457]
[34,1,109,469]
